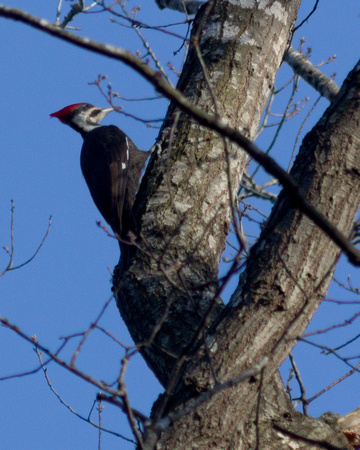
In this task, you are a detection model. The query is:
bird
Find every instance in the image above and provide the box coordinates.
[50,103,150,268]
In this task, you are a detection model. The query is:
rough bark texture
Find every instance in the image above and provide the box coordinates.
[115,0,301,387]
[339,407,360,448]
[156,60,360,449]
[113,0,360,448]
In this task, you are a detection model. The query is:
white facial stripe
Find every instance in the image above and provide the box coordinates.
[72,108,100,132]
[125,137,130,160]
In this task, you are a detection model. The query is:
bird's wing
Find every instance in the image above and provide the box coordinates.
[108,132,130,237]
[80,126,129,237]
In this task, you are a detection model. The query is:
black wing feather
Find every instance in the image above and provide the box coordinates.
[80,125,148,239]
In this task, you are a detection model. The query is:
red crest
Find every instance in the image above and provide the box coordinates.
[50,103,85,123]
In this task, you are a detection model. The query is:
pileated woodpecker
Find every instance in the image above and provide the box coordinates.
[50,103,149,266]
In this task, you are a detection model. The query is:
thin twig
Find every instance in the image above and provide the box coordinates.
[287,94,322,170]
[34,346,135,443]
[1,201,52,277]
[55,0,63,26]
[1,6,358,266]
[59,0,84,29]
[300,337,360,374]
[0,200,15,277]
[303,310,360,338]
[71,295,114,365]
[289,353,309,415]
[308,361,360,405]
[116,355,144,449]
[9,216,52,271]
[118,4,173,86]
[293,0,320,33]
[98,399,103,450]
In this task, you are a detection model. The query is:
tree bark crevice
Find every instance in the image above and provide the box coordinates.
[116,0,302,387]
[153,59,360,448]
[114,2,360,448]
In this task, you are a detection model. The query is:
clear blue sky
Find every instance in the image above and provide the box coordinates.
[1,1,359,449]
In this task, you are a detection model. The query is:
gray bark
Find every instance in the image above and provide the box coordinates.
[0,2,357,449]
[153,59,360,450]
[113,1,360,448]
[284,47,340,102]
[116,0,301,387]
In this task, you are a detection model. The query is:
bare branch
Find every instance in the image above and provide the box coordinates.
[289,353,309,415]
[35,347,134,443]
[70,295,114,365]
[1,201,52,277]
[284,47,340,102]
[304,309,360,338]
[116,3,173,86]
[308,362,360,405]
[54,0,63,26]
[59,0,85,29]
[0,200,15,277]
[293,0,320,33]
[0,317,129,397]
[1,6,358,265]
[9,215,52,272]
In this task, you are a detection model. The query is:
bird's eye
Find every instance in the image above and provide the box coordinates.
[89,109,101,118]
[79,103,92,112]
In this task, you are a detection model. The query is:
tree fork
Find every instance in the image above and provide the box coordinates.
[155,59,360,450]
[115,0,301,386]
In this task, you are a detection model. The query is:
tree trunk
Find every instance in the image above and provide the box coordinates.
[115,0,301,386]
[113,0,360,448]
[154,60,360,449]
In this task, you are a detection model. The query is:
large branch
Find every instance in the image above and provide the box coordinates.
[284,47,340,102]
[0,5,358,265]
[2,3,358,448]
[115,0,304,387]
[157,59,360,449]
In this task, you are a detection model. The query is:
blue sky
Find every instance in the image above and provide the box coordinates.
[1,1,360,449]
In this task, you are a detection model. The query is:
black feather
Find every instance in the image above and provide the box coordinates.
[80,125,149,242]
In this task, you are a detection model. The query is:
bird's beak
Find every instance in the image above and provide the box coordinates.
[102,107,114,116]
[96,107,114,123]
[102,107,114,115]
